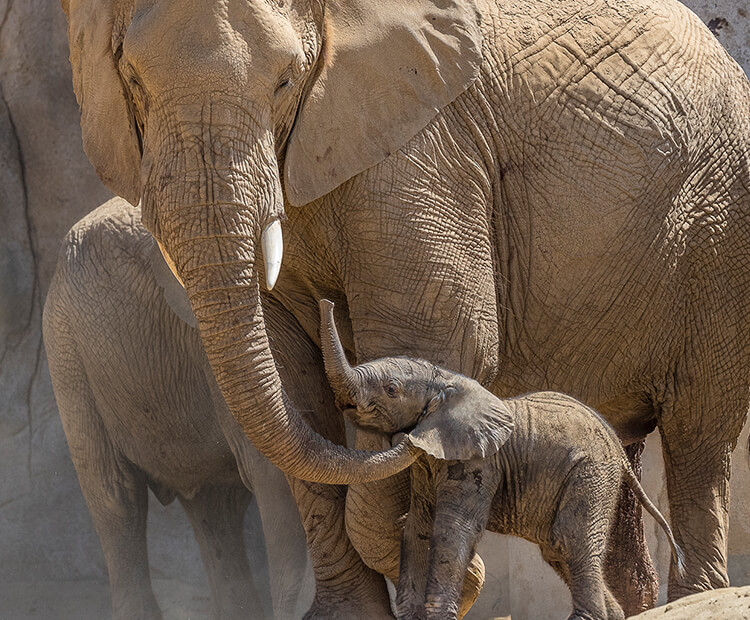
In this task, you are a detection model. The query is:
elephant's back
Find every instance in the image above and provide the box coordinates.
[506,391,623,462]
[484,0,750,182]
[46,198,238,494]
[484,0,746,167]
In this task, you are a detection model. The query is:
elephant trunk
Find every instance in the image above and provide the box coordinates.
[142,116,417,484]
[318,299,363,405]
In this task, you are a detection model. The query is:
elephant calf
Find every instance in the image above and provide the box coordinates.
[43,198,317,620]
[319,299,683,620]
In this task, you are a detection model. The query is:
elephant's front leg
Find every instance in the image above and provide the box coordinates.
[337,150,499,613]
[423,460,495,620]
[261,299,393,619]
[396,458,435,618]
[178,484,263,620]
[346,428,410,588]
[286,476,393,619]
[338,132,500,384]
[393,458,487,620]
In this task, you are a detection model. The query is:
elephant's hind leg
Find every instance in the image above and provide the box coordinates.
[84,454,159,620]
[657,382,744,600]
[552,465,624,620]
[603,441,658,615]
[179,483,265,620]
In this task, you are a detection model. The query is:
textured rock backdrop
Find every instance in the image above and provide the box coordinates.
[0,1,747,618]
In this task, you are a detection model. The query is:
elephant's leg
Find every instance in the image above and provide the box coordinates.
[179,483,264,620]
[564,555,624,620]
[242,450,311,620]
[334,157,500,615]
[347,428,410,585]
[422,464,494,620]
[51,352,160,620]
[209,368,311,620]
[203,295,391,619]
[88,457,158,620]
[603,441,658,615]
[553,486,620,620]
[286,477,393,620]
[260,299,393,619]
[658,387,742,599]
[395,459,434,618]
[385,465,485,620]
[563,559,614,620]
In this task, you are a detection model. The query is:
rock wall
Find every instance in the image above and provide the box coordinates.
[0,0,111,585]
[686,0,749,74]
[0,1,747,619]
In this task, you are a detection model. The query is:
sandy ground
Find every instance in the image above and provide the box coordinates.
[0,579,213,620]
[0,579,511,620]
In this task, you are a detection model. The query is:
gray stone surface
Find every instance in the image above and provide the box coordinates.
[682,0,749,75]
[0,0,111,587]
[0,1,748,619]
[631,586,750,619]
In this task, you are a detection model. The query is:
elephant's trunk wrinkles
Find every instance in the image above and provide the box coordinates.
[145,128,417,485]
[319,299,363,405]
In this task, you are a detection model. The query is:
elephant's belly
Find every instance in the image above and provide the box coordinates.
[95,389,239,495]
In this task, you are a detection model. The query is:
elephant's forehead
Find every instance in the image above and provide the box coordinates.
[120,0,300,93]
[370,357,434,379]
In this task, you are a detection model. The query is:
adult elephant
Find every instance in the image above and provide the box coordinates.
[44,198,314,620]
[61,0,750,617]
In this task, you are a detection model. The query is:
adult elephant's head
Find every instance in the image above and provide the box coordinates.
[61,0,482,483]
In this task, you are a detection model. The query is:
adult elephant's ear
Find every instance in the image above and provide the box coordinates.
[63,0,141,205]
[408,377,513,461]
[284,0,483,206]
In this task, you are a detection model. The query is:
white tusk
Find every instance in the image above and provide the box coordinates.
[261,219,284,290]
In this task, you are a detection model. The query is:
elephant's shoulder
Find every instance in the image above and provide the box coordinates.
[59,196,151,276]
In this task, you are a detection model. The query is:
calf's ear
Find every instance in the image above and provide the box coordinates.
[408,378,513,461]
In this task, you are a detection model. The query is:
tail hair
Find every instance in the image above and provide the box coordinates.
[672,542,687,581]
[622,462,686,579]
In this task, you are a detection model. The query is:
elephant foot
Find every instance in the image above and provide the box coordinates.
[303,571,394,620]
[304,595,394,620]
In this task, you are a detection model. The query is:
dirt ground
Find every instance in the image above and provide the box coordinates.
[0,579,212,620]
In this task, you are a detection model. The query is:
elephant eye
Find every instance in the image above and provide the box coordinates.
[384,382,400,398]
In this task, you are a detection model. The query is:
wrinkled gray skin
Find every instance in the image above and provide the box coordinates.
[320,299,685,620]
[63,0,750,616]
[43,198,318,620]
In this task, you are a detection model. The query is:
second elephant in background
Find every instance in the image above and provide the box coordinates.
[319,300,683,620]
[43,197,322,620]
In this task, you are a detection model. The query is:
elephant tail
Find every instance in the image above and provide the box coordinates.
[622,462,686,579]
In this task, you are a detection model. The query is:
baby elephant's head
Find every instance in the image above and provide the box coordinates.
[319,300,514,460]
